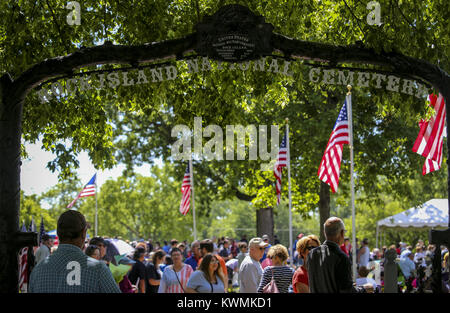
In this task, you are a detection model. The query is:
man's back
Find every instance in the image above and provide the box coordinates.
[398,257,415,279]
[239,255,262,293]
[35,244,51,265]
[307,241,360,293]
[29,244,120,293]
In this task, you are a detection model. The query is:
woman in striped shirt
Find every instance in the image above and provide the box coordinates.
[158,248,193,293]
[257,244,294,293]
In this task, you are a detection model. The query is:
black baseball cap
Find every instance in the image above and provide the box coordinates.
[57,210,90,240]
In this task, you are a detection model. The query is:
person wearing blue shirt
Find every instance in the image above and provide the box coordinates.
[399,251,416,279]
[259,235,271,262]
[185,241,201,271]
[162,241,170,254]
[399,250,416,293]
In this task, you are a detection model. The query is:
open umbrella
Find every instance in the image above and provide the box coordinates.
[105,239,135,265]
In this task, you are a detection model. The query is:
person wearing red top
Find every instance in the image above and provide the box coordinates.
[292,235,320,293]
[340,237,351,257]
[230,239,238,258]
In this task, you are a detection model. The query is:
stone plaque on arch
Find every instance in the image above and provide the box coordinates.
[194,4,274,62]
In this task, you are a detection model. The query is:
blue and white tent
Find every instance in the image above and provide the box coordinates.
[376,199,449,247]
[47,230,57,237]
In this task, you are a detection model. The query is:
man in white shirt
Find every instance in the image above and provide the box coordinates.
[239,237,268,293]
[34,234,53,265]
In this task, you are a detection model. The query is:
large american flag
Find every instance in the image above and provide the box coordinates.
[318,100,350,193]
[412,93,446,175]
[67,173,96,208]
[180,163,191,216]
[274,131,288,206]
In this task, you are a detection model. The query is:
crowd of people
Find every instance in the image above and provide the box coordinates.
[28,210,450,293]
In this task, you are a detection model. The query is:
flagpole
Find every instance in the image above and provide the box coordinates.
[95,173,98,237]
[347,85,357,283]
[285,118,293,267]
[189,157,197,241]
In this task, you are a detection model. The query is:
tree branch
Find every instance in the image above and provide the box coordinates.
[200,164,256,202]
[8,34,197,108]
[271,32,450,99]
[116,218,141,239]
[342,0,367,42]
[395,1,416,29]
[44,0,71,53]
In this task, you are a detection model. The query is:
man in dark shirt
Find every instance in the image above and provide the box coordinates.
[147,238,154,253]
[218,240,233,262]
[128,247,147,293]
[307,217,373,293]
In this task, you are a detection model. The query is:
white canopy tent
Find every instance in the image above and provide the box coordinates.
[376,199,449,248]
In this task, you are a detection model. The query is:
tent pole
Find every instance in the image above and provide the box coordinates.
[376,223,379,249]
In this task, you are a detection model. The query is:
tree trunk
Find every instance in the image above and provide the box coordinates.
[318,181,331,243]
[256,207,274,243]
[0,74,23,293]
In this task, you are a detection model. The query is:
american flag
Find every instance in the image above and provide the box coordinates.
[412,93,446,175]
[29,217,36,233]
[274,131,288,206]
[38,216,46,244]
[318,100,350,193]
[18,247,28,292]
[18,221,28,292]
[180,163,191,215]
[67,174,97,208]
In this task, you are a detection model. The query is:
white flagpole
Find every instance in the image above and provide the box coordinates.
[286,119,293,267]
[347,85,357,282]
[95,174,98,237]
[189,158,197,241]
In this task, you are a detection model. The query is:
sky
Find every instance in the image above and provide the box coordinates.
[21,140,154,198]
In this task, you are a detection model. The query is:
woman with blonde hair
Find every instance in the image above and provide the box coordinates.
[257,244,294,293]
[292,235,320,293]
